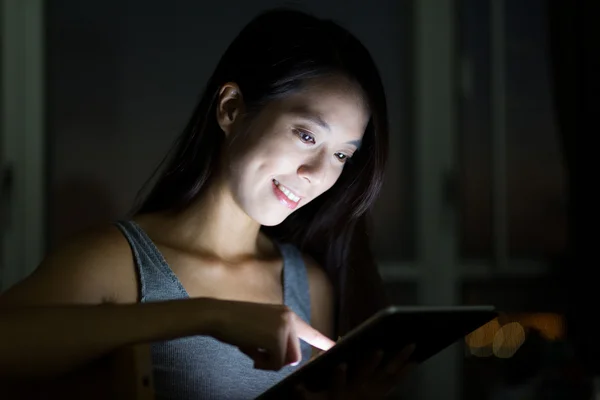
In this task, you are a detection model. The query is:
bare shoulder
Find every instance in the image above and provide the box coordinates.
[0,224,138,307]
[302,253,334,339]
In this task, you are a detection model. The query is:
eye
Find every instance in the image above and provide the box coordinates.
[334,152,351,163]
[294,129,316,144]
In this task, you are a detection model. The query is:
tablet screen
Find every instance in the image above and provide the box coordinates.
[257,305,497,399]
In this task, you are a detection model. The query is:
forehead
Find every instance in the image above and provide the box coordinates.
[269,76,370,135]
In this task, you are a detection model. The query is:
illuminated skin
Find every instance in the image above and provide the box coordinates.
[216,75,369,227]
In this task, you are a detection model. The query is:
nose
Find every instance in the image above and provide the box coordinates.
[297,152,328,186]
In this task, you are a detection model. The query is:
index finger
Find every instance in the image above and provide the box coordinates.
[293,314,336,351]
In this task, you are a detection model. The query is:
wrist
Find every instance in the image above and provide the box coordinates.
[191,297,222,337]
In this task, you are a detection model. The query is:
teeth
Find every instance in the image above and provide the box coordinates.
[273,180,300,203]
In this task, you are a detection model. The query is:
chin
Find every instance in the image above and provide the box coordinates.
[255,213,289,227]
[246,206,293,227]
[241,197,305,227]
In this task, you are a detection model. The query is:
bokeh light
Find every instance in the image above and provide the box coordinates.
[464,313,564,358]
[493,322,526,358]
[465,318,500,357]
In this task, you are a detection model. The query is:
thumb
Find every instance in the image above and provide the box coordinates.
[285,331,302,366]
[239,347,273,370]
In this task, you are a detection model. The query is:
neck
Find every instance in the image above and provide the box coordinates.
[158,179,272,261]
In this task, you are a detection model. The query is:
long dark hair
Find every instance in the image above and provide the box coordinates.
[134,9,390,335]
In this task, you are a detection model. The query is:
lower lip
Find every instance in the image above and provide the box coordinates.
[272,181,300,210]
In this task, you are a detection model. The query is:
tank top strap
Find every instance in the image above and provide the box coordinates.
[114,220,189,302]
[277,242,311,325]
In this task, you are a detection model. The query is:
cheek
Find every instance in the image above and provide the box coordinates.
[226,132,270,173]
[227,145,284,191]
[250,138,299,175]
[311,167,344,199]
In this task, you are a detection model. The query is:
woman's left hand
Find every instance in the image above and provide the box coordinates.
[294,344,416,400]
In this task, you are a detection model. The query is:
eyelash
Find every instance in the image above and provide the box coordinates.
[296,130,316,145]
[293,129,352,163]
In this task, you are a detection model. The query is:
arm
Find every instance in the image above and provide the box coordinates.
[0,226,334,379]
[0,227,215,378]
[0,299,218,379]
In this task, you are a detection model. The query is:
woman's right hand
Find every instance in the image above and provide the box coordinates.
[204,298,335,371]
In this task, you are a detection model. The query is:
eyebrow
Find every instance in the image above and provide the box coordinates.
[289,106,362,149]
[346,139,362,149]
[290,106,331,132]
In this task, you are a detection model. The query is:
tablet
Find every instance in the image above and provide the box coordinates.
[257,305,497,399]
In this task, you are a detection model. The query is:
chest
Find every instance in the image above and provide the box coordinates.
[158,248,285,305]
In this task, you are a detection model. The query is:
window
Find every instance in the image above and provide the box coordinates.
[383,1,568,399]
[458,0,567,263]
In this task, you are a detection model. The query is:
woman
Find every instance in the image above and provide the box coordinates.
[0,8,409,399]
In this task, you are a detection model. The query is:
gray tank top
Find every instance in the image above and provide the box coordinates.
[115,220,313,400]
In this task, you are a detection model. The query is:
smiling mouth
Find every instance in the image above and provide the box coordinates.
[272,179,301,209]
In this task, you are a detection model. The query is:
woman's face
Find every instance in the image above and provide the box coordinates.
[222,75,369,226]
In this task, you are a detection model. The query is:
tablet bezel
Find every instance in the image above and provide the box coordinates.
[257,305,497,399]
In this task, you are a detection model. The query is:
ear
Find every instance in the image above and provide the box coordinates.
[216,82,244,136]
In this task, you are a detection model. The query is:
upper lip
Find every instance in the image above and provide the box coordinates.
[274,179,305,199]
